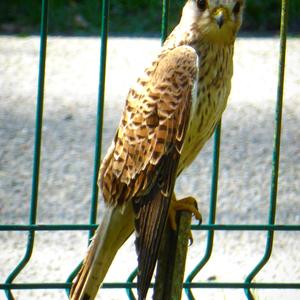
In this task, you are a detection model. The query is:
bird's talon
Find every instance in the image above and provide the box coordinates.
[168,196,202,244]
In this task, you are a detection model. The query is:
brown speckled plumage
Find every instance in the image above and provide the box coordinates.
[99,46,198,206]
[71,1,244,300]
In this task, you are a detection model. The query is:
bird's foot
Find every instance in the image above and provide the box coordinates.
[168,196,202,244]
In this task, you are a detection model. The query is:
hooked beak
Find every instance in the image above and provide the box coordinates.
[214,9,226,29]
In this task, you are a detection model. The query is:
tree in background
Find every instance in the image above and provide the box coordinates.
[0,0,299,35]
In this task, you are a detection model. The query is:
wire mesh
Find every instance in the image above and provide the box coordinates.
[1,0,300,299]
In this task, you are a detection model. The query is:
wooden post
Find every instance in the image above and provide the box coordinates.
[153,211,192,300]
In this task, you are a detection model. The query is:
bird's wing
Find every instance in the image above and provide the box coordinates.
[99,45,198,299]
[99,45,198,206]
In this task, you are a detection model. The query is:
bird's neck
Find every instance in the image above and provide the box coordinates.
[162,23,235,58]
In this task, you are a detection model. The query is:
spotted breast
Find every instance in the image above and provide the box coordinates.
[178,42,234,173]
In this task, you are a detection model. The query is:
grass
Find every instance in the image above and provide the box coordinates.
[0,0,299,35]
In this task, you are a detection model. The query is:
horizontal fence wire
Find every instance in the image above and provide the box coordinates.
[1,282,300,290]
[1,224,300,232]
[1,0,299,299]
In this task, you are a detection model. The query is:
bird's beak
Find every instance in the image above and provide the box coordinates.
[214,8,226,29]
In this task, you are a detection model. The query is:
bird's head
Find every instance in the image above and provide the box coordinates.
[181,0,245,44]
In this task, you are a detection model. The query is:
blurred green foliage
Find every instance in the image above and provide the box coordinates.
[0,0,299,35]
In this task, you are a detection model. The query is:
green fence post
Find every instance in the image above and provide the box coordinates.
[185,123,222,300]
[125,1,170,298]
[244,0,289,299]
[66,0,110,294]
[4,1,49,299]
[88,0,110,239]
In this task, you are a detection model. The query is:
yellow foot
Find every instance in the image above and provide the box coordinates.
[168,196,202,244]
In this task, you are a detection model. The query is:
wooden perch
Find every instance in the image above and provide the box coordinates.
[153,211,192,300]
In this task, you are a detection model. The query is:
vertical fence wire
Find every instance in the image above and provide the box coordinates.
[161,0,170,42]
[125,269,138,300]
[185,123,222,300]
[88,0,110,239]
[125,1,170,298]
[65,0,110,292]
[126,0,170,300]
[244,0,289,298]
[4,1,49,299]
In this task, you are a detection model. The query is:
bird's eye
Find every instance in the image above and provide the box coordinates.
[196,0,207,11]
[233,2,241,14]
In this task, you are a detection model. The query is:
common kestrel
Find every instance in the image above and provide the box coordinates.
[70,0,244,299]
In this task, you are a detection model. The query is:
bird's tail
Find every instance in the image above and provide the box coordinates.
[70,203,135,300]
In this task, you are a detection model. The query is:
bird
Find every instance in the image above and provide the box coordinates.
[70,0,244,299]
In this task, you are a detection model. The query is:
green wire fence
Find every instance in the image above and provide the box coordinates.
[1,0,300,299]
